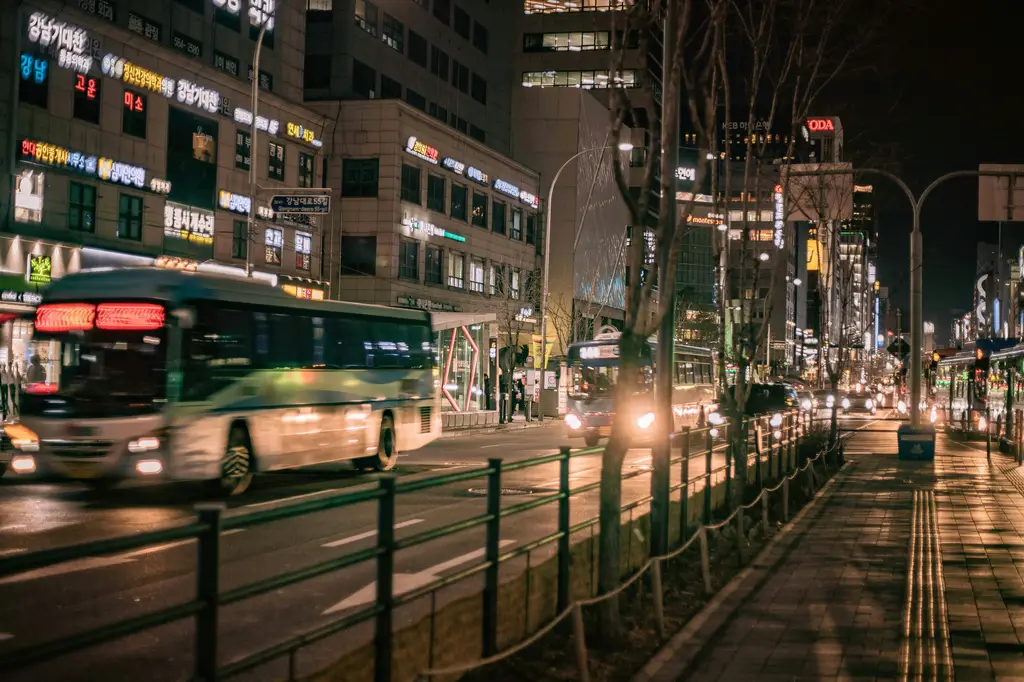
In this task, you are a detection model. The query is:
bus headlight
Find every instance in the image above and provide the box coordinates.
[636,412,656,430]
[135,459,163,475]
[128,436,162,453]
[565,413,583,430]
[10,455,36,474]
[4,423,39,452]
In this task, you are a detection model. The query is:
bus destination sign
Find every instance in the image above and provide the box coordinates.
[270,194,331,215]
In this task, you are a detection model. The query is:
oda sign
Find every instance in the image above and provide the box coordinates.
[807,118,835,132]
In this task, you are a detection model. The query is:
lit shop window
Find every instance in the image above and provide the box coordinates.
[522,31,611,51]
[523,0,625,13]
[19,54,49,108]
[268,141,284,181]
[521,69,638,89]
[265,227,283,265]
[122,89,147,138]
[73,73,101,124]
[295,231,312,271]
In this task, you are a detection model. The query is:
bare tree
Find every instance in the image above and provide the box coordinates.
[675,286,719,346]
[484,258,541,417]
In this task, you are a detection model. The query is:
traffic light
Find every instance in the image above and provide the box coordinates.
[932,351,940,363]
[976,347,985,361]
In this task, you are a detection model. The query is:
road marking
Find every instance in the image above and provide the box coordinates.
[322,539,516,614]
[0,525,27,532]
[479,443,507,449]
[0,633,12,642]
[0,549,26,558]
[243,489,341,509]
[322,519,424,548]
[119,528,245,559]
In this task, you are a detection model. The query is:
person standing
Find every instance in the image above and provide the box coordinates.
[0,361,9,421]
[8,361,21,417]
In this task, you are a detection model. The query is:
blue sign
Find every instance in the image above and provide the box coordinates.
[20,54,47,85]
[270,194,330,214]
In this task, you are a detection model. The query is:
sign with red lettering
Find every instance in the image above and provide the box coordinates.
[807,118,834,132]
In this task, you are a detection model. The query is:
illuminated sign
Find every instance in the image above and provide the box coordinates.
[218,190,251,215]
[150,178,171,194]
[286,122,318,145]
[806,118,834,132]
[27,12,92,74]
[249,0,276,30]
[806,238,821,271]
[256,206,274,220]
[2,291,43,305]
[27,255,52,285]
[164,202,214,246]
[78,0,116,23]
[282,284,324,301]
[234,108,280,135]
[123,90,145,113]
[14,170,44,225]
[801,125,809,141]
[442,157,465,174]
[686,214,723,226]
[519,189,540,209]
[98,158,145,188]
[493,178,520,200]
[467,167,489,185]
[20,54,47,85]
[20,139,96,175]
[154,256,198,270]
[101,55,220,114]
[773,184,784,248]
[402,217,466,243]
[406,136,439,164]
[176,79,220,114]
[675,167,696,182]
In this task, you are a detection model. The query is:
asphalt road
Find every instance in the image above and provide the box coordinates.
[0,416,879,681]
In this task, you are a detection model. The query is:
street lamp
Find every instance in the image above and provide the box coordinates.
[245,15,272,277]
[537,142,634,417]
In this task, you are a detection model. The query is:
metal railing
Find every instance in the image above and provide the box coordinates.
[0,410,818,681]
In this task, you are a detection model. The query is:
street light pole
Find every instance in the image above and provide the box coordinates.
[538,142,632,417]
[245,18,269,277]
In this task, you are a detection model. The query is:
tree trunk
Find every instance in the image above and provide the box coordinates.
[730,418,748,506]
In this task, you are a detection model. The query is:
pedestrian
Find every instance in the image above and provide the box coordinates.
[0,360,7,420]
[26,354,44,384]
[8,361,21,416]
[517,377,526,414]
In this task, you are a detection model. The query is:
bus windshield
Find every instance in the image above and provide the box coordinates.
[23,330,167,417]
[568,362,652,399]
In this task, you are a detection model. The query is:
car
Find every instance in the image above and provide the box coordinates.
[797,390,815,411]
[742,383,799,416]
[843,392,877,415]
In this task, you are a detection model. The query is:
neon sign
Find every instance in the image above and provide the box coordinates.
[773,184,784,249]
[234,108,280,135]
[218,190,251,215]
[164,202,214,246]
[27,255,52,285]
[123,90,145,113]
[27,12,92,75]
[675,167,696,182]
[98,158,146,188]
[806,118,834,132]
[20,54,47,85]
[150,178,171,194]
[493,178,521,200]
[406,136,439,164]
[402,217,466,243]
[442,157,465,174]
[101,54,220,114]
[20,139,95,174]
[286,121,319,145]
[467,167,489,185]
[75,74,99,99]
[519,190,540,209]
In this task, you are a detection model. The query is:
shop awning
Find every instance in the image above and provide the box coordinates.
[431,312,496,332]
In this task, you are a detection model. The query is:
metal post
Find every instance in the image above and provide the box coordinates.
[483,458,502,656]
[703,427,713,524]
[909,225,923,428]
[782,477,790,522]
[246,19,269,277]
[698,527,713,594]
[987,407,992,460]
[679,427,690,545]
[572,604,590,682]
[375,478,396,682]
[650,559,665,638]
[557,446,571,611]
[651,431,671,557]
[194,503,225,682]
[767,422,774,480]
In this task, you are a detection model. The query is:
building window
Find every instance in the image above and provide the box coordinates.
[430,46,449,81]
[265,227,284,265]
[382,13,404,52]
[473,21,489,53]
[510,268,521,300]
[470,74,487,105]
[451,183,468,221]
[342,158,379,197]
[425,245,443,284]
[524,0,628,12]
[341,236,377,275]
[232,220,248,259]
[296,232,312,271]
[304,53,330,89]
[469,258,484,293]
[433,0,450,25]
[401,164,422,204]
[490,264,504,296]
[405,88,426,111]
[298,152,315,188]
[452,115,468,134]
[447,252,464,289]
[408,30,428,67]
[18,55,49,109]
[471,192,488,228]
[426,174,446,213]
[452,61,469,93]
[429,102,448,125]
[235,130,252,171]
[381,74,402,99]
[215,5,242,30]
[510,208,522,241]
[117,194,143,240]
[268,142,285,180]
[73,74,101,124]
[491,200,506,236]
[521,70,638,89]
[354,0,377,35]
[68,182,96,232]
[526,213,537,245]
[399,240,419,280]
[122,90,147,139]
[469,125,486,144]
[353,59,376,97]
[454,6,470,38]
[523,31,611,52]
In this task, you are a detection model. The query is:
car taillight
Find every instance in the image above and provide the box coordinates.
[24,382,59,395]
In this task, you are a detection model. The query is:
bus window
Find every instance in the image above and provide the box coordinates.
[331,316,371,368]
[373,321,405,368]
[269,314,297,367]
[311,317,326,367]
[181,307,253,401]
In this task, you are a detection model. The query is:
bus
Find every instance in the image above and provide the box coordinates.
[935,339,1016,436]
[563,331,716,446]
[6,268,440,494]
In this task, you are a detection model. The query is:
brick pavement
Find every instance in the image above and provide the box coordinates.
[635,426,1024,682]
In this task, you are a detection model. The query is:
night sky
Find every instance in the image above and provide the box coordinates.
[828,0,1023,344]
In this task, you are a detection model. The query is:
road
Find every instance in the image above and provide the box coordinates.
[0,417,875,681]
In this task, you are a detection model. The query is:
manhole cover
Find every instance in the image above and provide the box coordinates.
[466,487,535,496]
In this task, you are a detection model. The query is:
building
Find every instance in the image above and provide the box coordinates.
[313,98,542,414]
[2,0,329,367]
[304,0,512,155]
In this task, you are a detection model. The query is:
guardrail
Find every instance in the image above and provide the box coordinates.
[0,410,817,681]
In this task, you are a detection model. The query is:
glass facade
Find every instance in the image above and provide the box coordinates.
[437,323,487,412]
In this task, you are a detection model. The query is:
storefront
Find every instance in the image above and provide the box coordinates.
[431,312,495,413]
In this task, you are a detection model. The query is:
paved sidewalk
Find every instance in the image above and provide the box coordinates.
[636,427,1024,681]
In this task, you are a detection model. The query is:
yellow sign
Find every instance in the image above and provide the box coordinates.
[27,255,52,285]
[122,61,172,96]
[283,284,324,301]
[286,122,316,144]
[806,238,821,271]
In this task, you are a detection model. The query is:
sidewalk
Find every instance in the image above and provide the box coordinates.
[636,428,1024,681]
[439,414,560,439]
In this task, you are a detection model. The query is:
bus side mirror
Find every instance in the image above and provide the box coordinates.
[171,307,195,329]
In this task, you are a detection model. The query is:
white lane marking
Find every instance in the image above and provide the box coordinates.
[323,540,516,614]
[243,489,341,509]
[0,530,246,585]
[0,633,12,642]
[0,525,27,532]
[322,519,424,548]
[0,549,26,558]
[479,443,507,449]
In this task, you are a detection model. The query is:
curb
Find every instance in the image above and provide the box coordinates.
[439,419,560,439]
[632,458,854,682]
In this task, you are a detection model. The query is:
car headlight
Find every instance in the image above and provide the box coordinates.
[636,412,656,430]
[842,398,851,409]
[708,411,724,426]
[826,396,834,407]
[897,400,907,414]
[865,399,873,409]
[565,413,582,430]
[801,399,811,410]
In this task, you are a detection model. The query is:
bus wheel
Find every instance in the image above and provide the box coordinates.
[357,414,398,471]
[584,433,600,447]
[220,427,254,495]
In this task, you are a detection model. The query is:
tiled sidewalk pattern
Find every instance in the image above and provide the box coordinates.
[652,426,1024,681]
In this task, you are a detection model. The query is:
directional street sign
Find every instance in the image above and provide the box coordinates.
[270,194,331,214]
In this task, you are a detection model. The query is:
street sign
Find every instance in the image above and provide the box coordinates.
[270,194,331,214]
[887,338,910,358]
[978,164,1024,222]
